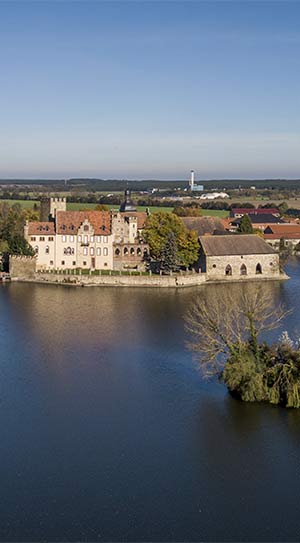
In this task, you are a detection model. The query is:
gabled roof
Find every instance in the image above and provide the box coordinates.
[27,222,55,235]
[199,234,276,256]
[181,216,226,236]
[264,224,300,234]
[56,211,111,235]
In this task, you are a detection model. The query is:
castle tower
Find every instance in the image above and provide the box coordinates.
[40,196,67,221]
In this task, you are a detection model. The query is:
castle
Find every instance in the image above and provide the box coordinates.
[25,192,149,272]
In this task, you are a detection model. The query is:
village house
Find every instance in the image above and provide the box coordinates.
[199,234,281,280]
[263,224,300,250]
[227,213,284,232]
[25,193,149,271]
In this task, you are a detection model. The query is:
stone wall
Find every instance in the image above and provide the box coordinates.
[20,270,207,288]
[9,255,37,279]
[205,253,280,280]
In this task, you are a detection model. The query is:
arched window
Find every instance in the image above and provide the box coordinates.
[84,225,89,231]
[124,247,128,255]
[45,246,49,254]
[130,248,135,255]
[137,248,141,256]
[34,246,39,254]
[115,248,120,256]
[256,263,262,274]
[225,264,232,276]
[240,264,247,276]
[64,247,72,255]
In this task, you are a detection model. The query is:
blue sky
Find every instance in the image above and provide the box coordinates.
[1,0,300,179]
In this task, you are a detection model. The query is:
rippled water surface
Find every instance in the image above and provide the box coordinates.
[1,260,300,541]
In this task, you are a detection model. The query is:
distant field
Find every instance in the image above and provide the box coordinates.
[0,199,229,217]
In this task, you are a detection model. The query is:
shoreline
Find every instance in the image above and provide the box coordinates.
[9,272,289,288]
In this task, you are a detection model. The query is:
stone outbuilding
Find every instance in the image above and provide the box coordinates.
[199,234,281,280]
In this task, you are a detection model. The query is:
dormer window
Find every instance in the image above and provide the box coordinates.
[62,225,66,231]
[84,225,89,232]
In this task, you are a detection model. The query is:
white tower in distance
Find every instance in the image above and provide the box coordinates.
[190,170,195,191]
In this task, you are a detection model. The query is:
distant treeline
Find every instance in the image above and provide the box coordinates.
[1,178,300,191]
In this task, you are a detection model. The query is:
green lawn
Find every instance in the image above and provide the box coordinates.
[0,199,229,218]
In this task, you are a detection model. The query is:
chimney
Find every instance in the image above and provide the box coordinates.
[190,170,195,190]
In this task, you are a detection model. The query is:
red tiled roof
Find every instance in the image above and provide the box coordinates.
[265,224,300,234]
[28,222,55,235]
[56,211,111,235]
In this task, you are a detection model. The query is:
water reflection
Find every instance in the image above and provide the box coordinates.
[1,267,300,540]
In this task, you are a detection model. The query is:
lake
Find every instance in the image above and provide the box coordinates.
[1,259,300,541]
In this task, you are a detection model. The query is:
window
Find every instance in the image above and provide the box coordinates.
[84,225,89,231]
[115,248,120,256]
[103,247,108,256]
[48,237,54,241]
[97,247,101,256]
[39,236,45,241]
[64,247,74,255]
[83,247,88,256]
[50,260,53,265]
[31,236,36,241]
[137,248,141,256]
[62,235,66,242]
[130,248,135,255]
[103,236,108,243]
[61,260,65,265]
[97,236,101,243]
[83,261,87,266]
[124,247,128,255]
[45,246,49,254]
[62,225,66,231]
[72,261,76,266]
[70,225,75,231]
[78,235,82,242]
[34,246,39,254]
[90,236,94,243]
[240,264,247,276]
[225,265,232,276]
[69,235,74,243]
[256,263,262,274]
[84,235,88,244]
[90,247,94,256]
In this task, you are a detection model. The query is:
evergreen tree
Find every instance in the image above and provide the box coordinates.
[238,214,253,234]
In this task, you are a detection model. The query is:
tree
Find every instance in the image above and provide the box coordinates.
[143,212,199,272]
[184,287,300,407]
[95,203,109,211]
[278,201,289,215]
[238,214,253,234]
[0,202,34,256]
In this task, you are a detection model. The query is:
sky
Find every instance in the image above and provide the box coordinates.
[1,0,300,180]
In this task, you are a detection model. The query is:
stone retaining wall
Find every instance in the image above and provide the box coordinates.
[10,269,288,288]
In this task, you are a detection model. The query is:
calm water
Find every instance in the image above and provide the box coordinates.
[1,260,300,541]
